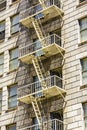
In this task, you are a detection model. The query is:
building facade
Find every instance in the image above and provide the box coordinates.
[0,0,87,130]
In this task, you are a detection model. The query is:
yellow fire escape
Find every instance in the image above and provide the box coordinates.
[18,0,66,129]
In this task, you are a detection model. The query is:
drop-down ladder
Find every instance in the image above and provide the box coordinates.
[31,18,47,47]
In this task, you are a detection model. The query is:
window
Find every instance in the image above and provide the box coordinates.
[83,103,87,130]
[7,124,16,130]
[9,48,18,71]
[0,53,4,75]
[81,58,87,85]
[0,90,2,113]
[11,14,19,35]
[0,21,5,40]
[8,84,17,109]
[79,17,87,42]
[0,0,6,11]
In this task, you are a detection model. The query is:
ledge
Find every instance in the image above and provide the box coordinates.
[7,68,19,74]
[6,107,17,113]
[10,0,20,6]
[0,39,5,43]
[78,40,87,46]
[8,32,20,40]
[80,84,87,89]
[76,0,87,7]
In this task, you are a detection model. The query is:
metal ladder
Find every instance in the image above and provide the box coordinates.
[32,98,42,126]
[31,18,47,47]
[32,57,47,89]
[38,0,46,9]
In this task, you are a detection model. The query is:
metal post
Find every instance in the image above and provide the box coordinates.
[53,0,54,5]
[55,119,57,130]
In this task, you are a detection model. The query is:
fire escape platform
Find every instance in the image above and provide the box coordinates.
[19,43,65,64]
[18,86,66,104]
[20,5,64,28]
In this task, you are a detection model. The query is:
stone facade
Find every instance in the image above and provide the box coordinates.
[0,0,87,130]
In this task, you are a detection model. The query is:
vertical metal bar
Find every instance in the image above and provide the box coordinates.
[55,119,56,130]
[53,0,54,5]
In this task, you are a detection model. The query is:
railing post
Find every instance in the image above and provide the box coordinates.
[54,75,56,86]
[54,34,55,43]
[55,119,56,130]
[53,0,54,5]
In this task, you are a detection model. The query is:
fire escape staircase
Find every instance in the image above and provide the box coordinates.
[19,0,66,129]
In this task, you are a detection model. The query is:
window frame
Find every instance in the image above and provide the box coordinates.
[0,53,4,75]
[81,57,87,85]
[0,20,5,41]
[0,90,2,113]
[9,47,18,72]
[10,14,19,35]
[8,84,17,109]
[83,103,87,130]
[79,17,87,43]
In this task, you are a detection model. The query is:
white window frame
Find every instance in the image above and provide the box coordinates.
[9,47,18,71]
[8,84,17,109]
[80,57,87,85]
[79,17,87,43]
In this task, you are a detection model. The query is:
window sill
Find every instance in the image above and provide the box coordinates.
[0,39,5,43]
[8,32,20,40]
[76,0,87,7]
[80,84,87,89]
[7,68,19,74]
[78,40,87,46]
[10,0,20,6]
[6,107,17,113]
[0,7,6,12]
[0,74,3,77]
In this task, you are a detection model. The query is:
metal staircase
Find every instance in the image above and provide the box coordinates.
[32,57,47,89]
[32,98,42,126]
[31,18,47,47]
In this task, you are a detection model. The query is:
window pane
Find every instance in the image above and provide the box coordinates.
[81,30,87,42]
[85,117,87,130]
[11,14,19,26]
[81,58,87,71]
[82,71,87,84]
[10,48,18,60]
[7,124,16,130]
[8,96,17,108]
[0,91,2,112]
[11,24,19,34]
[83,103,87,116]
[0,65,4,75]
[0,21,5,32]
[8,86,17,97]
[9,59,18,71]
[80,18,87,31]
[0,54,4,64]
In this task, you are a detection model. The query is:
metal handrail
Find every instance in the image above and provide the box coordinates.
[20,0,61,18]
[19,34,63,57]
[19,118,66,130]
[18,75,63,98]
